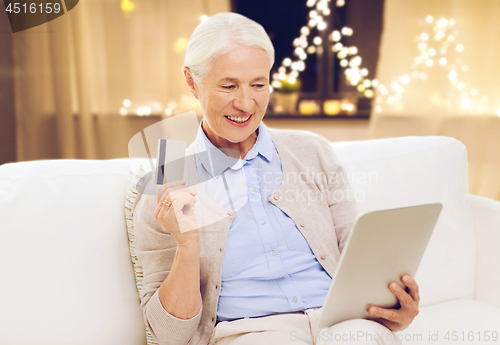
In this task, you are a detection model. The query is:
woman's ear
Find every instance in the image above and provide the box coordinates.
[183,67,198,99]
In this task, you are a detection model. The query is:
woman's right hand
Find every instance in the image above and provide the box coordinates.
[154,180,199,246]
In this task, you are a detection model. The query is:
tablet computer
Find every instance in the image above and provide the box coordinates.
[316,203,443,329]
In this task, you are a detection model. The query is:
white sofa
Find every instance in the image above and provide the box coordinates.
[1,136,499,345]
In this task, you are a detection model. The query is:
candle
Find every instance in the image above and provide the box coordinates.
[324,100,341,115]
[340,99,357,115]
[299,100,320,115]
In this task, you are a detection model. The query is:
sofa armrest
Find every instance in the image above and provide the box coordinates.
[470,194,500,308]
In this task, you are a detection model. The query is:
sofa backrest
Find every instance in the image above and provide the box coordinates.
[331,136,475,307]
[0,136,475,344]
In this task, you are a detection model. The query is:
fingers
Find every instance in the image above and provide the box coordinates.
[368,306,403,324]
[154,192,172,219]
[367,277,420,332]
[156,180,195,206]
[390,281,414,309]
[402,275,420,304]
[154,184,197,221]
[172,193,197,214]
[368,305,413,329]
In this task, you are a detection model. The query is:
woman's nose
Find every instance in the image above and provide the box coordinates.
[233,88,253,113]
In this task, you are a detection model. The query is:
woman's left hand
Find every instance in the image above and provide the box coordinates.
[367,275,420,332]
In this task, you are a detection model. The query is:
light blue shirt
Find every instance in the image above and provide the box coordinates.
[193,120,333,322]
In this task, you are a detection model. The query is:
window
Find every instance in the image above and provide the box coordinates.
[233,0,384,118]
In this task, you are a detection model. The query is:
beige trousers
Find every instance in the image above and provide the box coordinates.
[208,307,402,345]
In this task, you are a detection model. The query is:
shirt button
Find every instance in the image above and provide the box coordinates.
[261,219,266,225]
[250,187,256,193]
[300,222,305,227]
[215,285,218,289]
[274,194,279,200]
[212,317,215,322]
[320,254,326,260]
[271,250,276,256]
[292,297,298,303]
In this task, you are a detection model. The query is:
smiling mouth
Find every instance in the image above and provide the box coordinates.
[225,114,252,123]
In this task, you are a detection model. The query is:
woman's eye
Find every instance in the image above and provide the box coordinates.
[222,85,235,90]
[254,84,265,88]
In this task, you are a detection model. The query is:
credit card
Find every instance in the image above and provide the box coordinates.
[155,139,186,185]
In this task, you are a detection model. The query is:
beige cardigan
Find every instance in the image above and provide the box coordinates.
[133,127,360,345]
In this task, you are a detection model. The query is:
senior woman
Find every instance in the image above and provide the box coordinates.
[133,12,420,345]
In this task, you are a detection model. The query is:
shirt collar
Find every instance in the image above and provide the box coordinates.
[193,119,274,178]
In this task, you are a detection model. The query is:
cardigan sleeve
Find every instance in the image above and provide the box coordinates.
[317,137,361,254]
[133,175,202,345]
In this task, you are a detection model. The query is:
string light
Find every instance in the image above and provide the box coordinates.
[332,30,341,42]
[377,16,493,115]
[306,0,316,7]
[436,18,448,28]
[307,46,317,54]
[271,0,376,103]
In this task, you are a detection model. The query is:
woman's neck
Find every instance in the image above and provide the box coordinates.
[202,123,259,159]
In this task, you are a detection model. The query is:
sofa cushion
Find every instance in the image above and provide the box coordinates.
[124,164,158,345]
[331,136,475,307]
[398,299,500,344]
[0,159,146,345]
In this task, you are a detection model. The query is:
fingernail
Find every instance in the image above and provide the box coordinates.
[370,308,377,315]
[391,283,398,291]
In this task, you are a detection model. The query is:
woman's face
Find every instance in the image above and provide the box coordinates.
[188,45,271,151]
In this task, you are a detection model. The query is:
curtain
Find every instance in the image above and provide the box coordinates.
[11,0,229,161]
[372,0,500,201]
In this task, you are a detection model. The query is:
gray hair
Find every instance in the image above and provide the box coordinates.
[184,12,275,82]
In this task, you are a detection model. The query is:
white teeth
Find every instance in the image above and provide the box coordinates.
[226,115,251,123]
